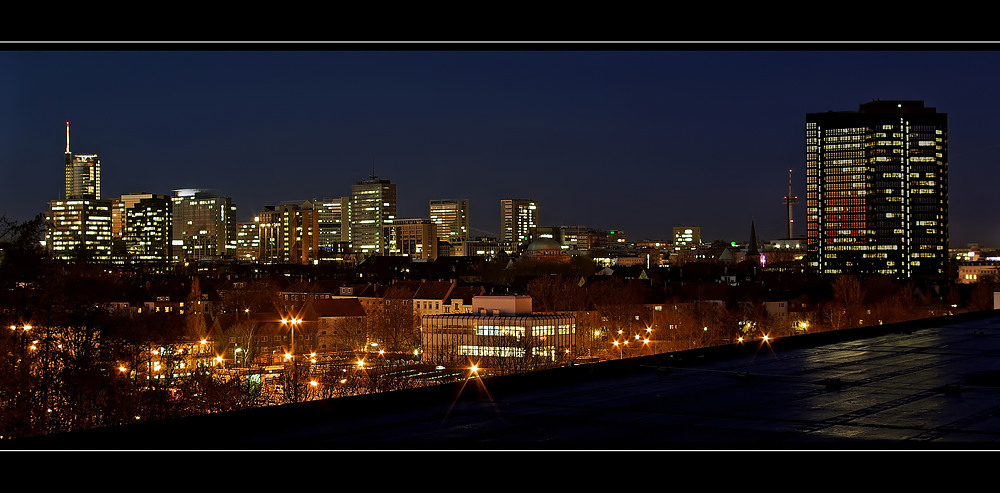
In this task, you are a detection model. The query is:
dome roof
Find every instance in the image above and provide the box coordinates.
[526,238,564,251]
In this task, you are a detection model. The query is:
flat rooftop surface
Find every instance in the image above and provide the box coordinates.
[28,312,1000,450]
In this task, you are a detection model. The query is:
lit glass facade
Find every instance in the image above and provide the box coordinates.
[501,199,538,243]
[171,189,237,262]
[806,100,948,278]
[383,218,438,259]
[64,154,101,200]
[46,199,113,262]
[115,194,172,264]
[429,199,469,243]
[421,312,575,366]
[350,177,396,257]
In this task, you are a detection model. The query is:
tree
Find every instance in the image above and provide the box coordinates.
[368,285,419,353]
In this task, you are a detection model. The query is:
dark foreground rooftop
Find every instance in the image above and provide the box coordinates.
[23,311,1000,450]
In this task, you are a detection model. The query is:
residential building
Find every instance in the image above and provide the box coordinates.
[806,100,948,278]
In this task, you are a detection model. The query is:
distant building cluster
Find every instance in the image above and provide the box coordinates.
[44,101,961,280]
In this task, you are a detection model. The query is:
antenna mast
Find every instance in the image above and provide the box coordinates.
[783,168,799,238]
[65,121,71,154]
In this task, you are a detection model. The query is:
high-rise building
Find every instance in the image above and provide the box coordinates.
[47,123,112,262]
[383,218,438,260]
[171,189,237,262]
[254,206,282,264]
[501,199,537,244]
[112,193,172,264]
[279,200,320,264]
[315,197,351,246]
[429,199,469,243]
[349,175,396,257]
[46,199,113,262]
[806,100,948,278]
[63,122,101,200]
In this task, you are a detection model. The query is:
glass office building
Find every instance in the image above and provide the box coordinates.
[806,100,948,278]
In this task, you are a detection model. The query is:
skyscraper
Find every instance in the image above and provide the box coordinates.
[112,193,172,264]
[501,199,537,244]
[429,199,469,243]
[171,189,237,262]
[806,100,948,278]
[46,199,113,262]
[47,122,112,262]
[350,175,396,257]
[63,122,101,200]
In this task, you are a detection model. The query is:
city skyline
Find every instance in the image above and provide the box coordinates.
[4,47,999,246]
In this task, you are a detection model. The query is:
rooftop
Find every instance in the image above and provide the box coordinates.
[23,311,1000,450]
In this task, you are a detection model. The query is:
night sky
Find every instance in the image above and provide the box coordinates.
[2,47,998,246]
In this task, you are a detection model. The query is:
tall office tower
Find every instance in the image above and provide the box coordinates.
[673,226,701,250]
[278,200,320,264]
[314,196,351,247]
[429,199,470,243]
[111,193,172,264]
[383,218,439,259]
[47,122,112,262]
[806,100,948,278]
[350,175,396,257]
[255,206,283,264]
[171,189,237,262]
[46,199,113,262]
[63,122,101,200]
[501,199,538,244]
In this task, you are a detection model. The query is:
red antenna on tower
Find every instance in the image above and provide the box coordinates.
[783,168,799,238]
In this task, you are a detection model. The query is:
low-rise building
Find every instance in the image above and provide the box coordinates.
[420,295,575,368]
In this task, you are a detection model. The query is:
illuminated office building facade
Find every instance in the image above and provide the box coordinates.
[673,226,701,250]
[429,199,469,243]
[47,123,113,262]
[63,122,101,201]
[315,197,350,246]
[46,199,113,262]
[501,199,537,244]
[171,189,237,262]
[806,100,948,278]
[279,201,320,264]
[383,218,438,259]
[349,176,396,257]
[112,193,172,264]
[420,296,575,366]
